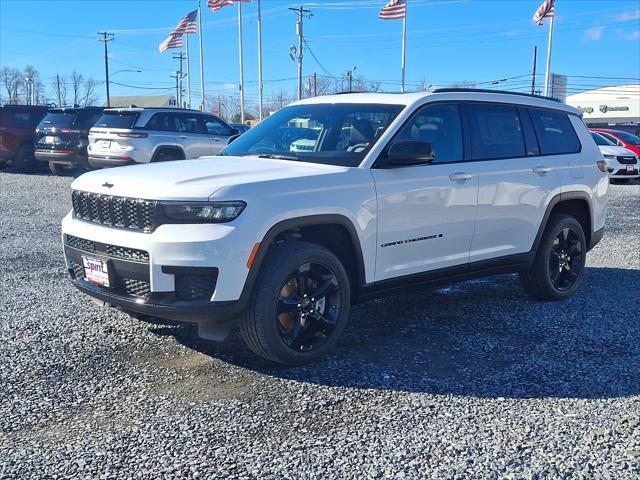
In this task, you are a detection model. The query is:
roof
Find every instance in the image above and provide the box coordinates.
[106,95,176,108]
[567,84,640,102]
[294,90,580,114]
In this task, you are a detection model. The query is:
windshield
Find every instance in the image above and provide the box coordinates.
[38,112,77,128]
[94,111,140,129]
[592,132,613,146]
[222,103,404,167]
[611,130,640,145]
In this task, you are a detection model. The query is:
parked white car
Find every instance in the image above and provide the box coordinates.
[87,108,238,168]
[63,90,608,365]
[590,131,639,181]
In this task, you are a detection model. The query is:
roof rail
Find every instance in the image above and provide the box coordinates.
[432,88,561,103]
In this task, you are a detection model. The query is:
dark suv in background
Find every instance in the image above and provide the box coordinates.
[35,107,104,175]
[0,105,49,172]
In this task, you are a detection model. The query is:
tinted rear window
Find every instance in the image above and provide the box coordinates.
[93,112,139,129]
[75,109,103,128]
[611,130,640,146]
[529,109,581,155]
[39,112,78,128]
[467,104,525,160]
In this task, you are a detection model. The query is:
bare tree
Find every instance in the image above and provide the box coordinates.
[414,77,432,92]
[23,65,44,104]
[1,67,23,104]
[70,70,84,106]
[53,74,68,106]
[80,78,98,106]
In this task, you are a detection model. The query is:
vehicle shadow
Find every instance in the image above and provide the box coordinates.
[147,266,640,399]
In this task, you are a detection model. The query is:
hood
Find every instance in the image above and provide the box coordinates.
[71,156,346,200]
[597,145,637,157]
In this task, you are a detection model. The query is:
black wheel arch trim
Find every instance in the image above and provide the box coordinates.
[531,191,596,253]
[152,145,186,162]
[239,214,368,304]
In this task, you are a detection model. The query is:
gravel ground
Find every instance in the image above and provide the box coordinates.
[1,169,639,479]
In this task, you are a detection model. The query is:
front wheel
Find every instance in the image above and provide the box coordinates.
[520,214,587,301]
[240,241,351,366]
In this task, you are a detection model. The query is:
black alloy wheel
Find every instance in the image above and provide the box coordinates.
[275,262,341,353]
[548,226,584,292]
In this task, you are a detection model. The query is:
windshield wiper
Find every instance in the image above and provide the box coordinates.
[257,154,299,161]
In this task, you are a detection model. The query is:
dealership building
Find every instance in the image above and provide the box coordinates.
[566,84,640,134]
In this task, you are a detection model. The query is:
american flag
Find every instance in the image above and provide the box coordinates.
[379,0,406,20]
[174,10,198,35]
[159,33,183,53]
[208,0,250,12]
[533,0,555,26]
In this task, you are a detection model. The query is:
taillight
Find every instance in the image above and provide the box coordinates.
[596,160,608,172]
[117,132,148,138]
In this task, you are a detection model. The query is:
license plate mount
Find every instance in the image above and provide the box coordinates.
[627,165,634,173]
[82,256,110,287]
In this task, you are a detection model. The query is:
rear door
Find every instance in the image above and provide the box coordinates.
[465,103,563,263]
[174,112,211,159]
[203,114,235,154]
[372,102,479,281]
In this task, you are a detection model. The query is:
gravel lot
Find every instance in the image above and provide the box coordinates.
[1,169,639,479]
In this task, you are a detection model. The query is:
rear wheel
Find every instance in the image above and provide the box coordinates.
[240,241,351,365]
[13,145,39,173]
[152,149,183,162]
[520,214,586,301]
[48,162,74,176]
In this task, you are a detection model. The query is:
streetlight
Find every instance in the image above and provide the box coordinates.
[110,69,142,78]
[346,66,357,93]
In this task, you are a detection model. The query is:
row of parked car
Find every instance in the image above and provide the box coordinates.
[1,103,639,181]
[0,104,248,176]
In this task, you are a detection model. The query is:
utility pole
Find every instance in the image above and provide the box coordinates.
[173,52,186,108]
[531,45,537,95]
[56,75,62,106]
[346,67,356,93]
[171,72,180,107]
[98,32,114,107]
[313,72,317,97]
[289,5,312,100]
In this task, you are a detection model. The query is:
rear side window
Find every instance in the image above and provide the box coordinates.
[94,112,139,129]
[529,108,581,155]
[467,104,525,160]
[12,111,43,126]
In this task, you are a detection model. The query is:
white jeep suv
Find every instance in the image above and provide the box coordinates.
[62,90,608,365]
[87,108,237,168]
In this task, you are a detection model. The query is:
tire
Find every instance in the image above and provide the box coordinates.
[240,241,351,366]
[519,214,587,301]
[48,162,74,176]
[13,145,38,173]
[152,149,182,162]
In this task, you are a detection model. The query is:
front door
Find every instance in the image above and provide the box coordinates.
[203,115,235,154]
[175,112,212,159]
[372,103,478,282]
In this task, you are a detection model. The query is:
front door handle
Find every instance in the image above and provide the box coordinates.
[533,165,552,175]
[449,172,472,182]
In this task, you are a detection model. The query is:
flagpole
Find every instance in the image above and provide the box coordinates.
[543,15,554,96]
[238,1,245,124]
[186,35,192,109]
[198,0,205,111]
[401,4,407,93]
[257,0,264,122]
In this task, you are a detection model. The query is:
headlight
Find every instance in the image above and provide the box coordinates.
[157,201,246,224]
[603,154,616,160]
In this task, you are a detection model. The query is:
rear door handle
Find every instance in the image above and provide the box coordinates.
[533,165,552,175]
[449,172,472,182]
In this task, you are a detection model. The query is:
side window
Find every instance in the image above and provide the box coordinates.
[12,112,33,125]
[146,113,175,132]
[529,108,581,155]
[467,104,525,160]
[176,113,206,134]
[393,103,463,163]
[204,115,233,136]
[599,132,620,146]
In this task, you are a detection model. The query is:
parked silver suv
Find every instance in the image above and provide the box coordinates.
[87,108,237,168]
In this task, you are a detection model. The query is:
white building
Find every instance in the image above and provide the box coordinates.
[566,84,639,134]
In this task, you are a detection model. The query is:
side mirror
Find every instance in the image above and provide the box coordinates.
[227,133,241,145]
[384,140,434,167]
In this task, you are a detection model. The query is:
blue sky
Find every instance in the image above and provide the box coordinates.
[1,0,639,106]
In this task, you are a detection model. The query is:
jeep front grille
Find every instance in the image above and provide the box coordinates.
[72,190,156,232]
[617,156,637,165]
[65,235,150,263]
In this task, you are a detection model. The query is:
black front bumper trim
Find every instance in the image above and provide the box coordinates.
[71,278,245,324]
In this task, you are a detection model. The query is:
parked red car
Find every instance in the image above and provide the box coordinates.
[591,128,640,157]
[0,105,49,172]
